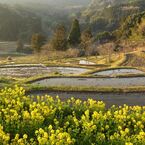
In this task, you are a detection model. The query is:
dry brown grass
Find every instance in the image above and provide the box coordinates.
[123,53,145,67]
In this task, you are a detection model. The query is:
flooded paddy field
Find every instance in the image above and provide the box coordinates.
[0,65,90,77]
[32,77,145,87]
[93,68,145,76]
[28,91,145,108]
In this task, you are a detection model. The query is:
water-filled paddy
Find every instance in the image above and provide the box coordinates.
[93,68,144,76]
[0,65,90,77]
[29,91,145,108]
[32,77,145,87]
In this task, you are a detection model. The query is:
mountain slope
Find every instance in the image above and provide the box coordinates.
[117,11,145,40]
[0,4,42,41]
[0,0,90,7]
[81,0,145,33]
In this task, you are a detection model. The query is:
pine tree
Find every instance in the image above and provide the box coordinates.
[68,19,81,46]
[31,33,46,53]
[51,25,67,51]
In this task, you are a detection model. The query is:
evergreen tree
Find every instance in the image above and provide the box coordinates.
[68,19,81,46]
[51,25,67,51]
[96,31,113,43]
[31,33,46,53]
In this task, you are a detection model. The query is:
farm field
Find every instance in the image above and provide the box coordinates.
[0,42,145,103]
[0,51,145,109]
[0,0,145,144]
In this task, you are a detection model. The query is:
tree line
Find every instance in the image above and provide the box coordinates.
[30,19,94,54]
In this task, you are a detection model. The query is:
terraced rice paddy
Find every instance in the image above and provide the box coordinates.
[93,68,144,76]
[29,91,145,108]
[0,64,90,77]
[32,77,145,87]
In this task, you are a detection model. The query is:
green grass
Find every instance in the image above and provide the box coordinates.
[25,84,145,93]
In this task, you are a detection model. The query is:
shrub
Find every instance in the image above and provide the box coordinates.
[66,48,80,57]
[96,31,114,43]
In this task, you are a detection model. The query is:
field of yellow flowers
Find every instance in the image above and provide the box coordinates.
[0,86,144,145]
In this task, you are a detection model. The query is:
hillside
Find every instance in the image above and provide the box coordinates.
[1,0,145,42]
[0,0,90,7]
[0,4,42,42]
[0,3,71,42]
[0,2,88,42]
[117,11,145,41]
[81,0,145,34]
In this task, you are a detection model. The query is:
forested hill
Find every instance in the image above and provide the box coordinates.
[81,0,145,34]
[117,11,145,41]
[0,0,90,7]
[86,0,142,9]
[0,0,145,42]
[0,4,42,42]
[0,1,89,42]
